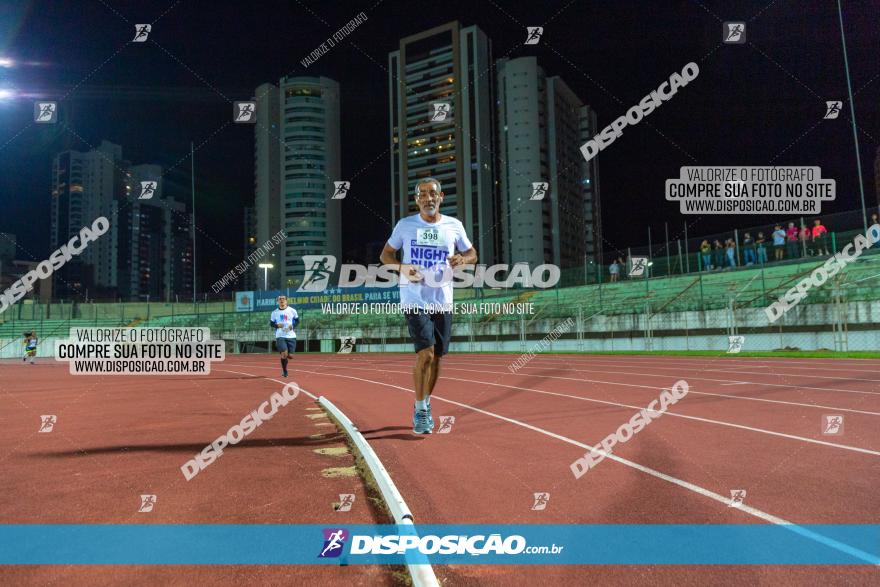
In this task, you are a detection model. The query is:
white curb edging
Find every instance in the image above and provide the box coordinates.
[318,396,440,587]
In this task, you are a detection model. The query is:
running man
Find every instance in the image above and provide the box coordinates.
[270,295,298,377]
[380,177,478,434]
[23,331,37,364]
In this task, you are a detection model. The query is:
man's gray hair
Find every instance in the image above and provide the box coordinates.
[414,177,442,196]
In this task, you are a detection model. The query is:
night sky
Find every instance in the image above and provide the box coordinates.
[1,0,878,287]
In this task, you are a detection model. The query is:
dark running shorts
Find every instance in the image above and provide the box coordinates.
[275,337,297,353]
[405,310,453,356]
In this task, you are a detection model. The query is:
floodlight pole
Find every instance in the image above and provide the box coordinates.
[191,141,197,304]
[837,0,868,232]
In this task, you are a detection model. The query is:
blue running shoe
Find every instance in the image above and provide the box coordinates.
[413,408,432,434]
[426,402,434,432]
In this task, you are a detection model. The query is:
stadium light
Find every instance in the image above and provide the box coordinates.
[0,58,13,68]
[258,263,274,290]
[0,89,14,100]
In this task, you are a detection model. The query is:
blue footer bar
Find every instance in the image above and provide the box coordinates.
[1,524,878,565]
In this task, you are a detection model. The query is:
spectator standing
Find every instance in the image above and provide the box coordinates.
[742,232,755,265]
[799,224,811,256]
[609,258,620,282]
[726,239,737,268]
[772,225,786,261]
[713,240,724,270]
[700,240,712,271]
[756,232,768,264]
[812,219,829,256]
[785,222,800,259]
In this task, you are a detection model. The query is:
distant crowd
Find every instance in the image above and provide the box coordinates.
[607,213,880,280]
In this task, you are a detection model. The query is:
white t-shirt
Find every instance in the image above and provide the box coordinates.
[387,214,473,310]
[271,307,298,339]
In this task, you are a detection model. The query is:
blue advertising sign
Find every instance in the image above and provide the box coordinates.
[236,287,400,312]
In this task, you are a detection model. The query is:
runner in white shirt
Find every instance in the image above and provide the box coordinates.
[270,295,298,377]
[380,177,478,434]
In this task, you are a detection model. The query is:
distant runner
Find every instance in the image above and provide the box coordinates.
[23,331,37,364]
[270,295,298,377]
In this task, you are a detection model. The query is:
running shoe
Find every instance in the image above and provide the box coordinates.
[413,408,432,434]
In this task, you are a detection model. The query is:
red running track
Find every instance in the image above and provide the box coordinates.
[2,353,879,585]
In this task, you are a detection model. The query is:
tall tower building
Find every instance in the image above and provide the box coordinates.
[116,164,191,301]
[51,142,192,301]
[389,21,497,263]
[496,56,602,269]
[254,76,342,288]
[50,140,122,298]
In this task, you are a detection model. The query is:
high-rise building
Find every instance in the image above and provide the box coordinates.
[496,56,602,269]
[389,21,497,263]
[50,140,122,298]
[579,107,602,266]
[51,142,191,301]
[874,145,880,211]
[116,164,191,301]
[254,76,342,289]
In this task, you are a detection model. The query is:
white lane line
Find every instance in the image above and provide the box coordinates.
[438,360,880,397]
[449,355,880,384]
[216,369,319,400]
[277,360,880,417]
[445,355,880,376]
[506,355,880,381]
[225,364,879,565]
[223,362,880,457]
